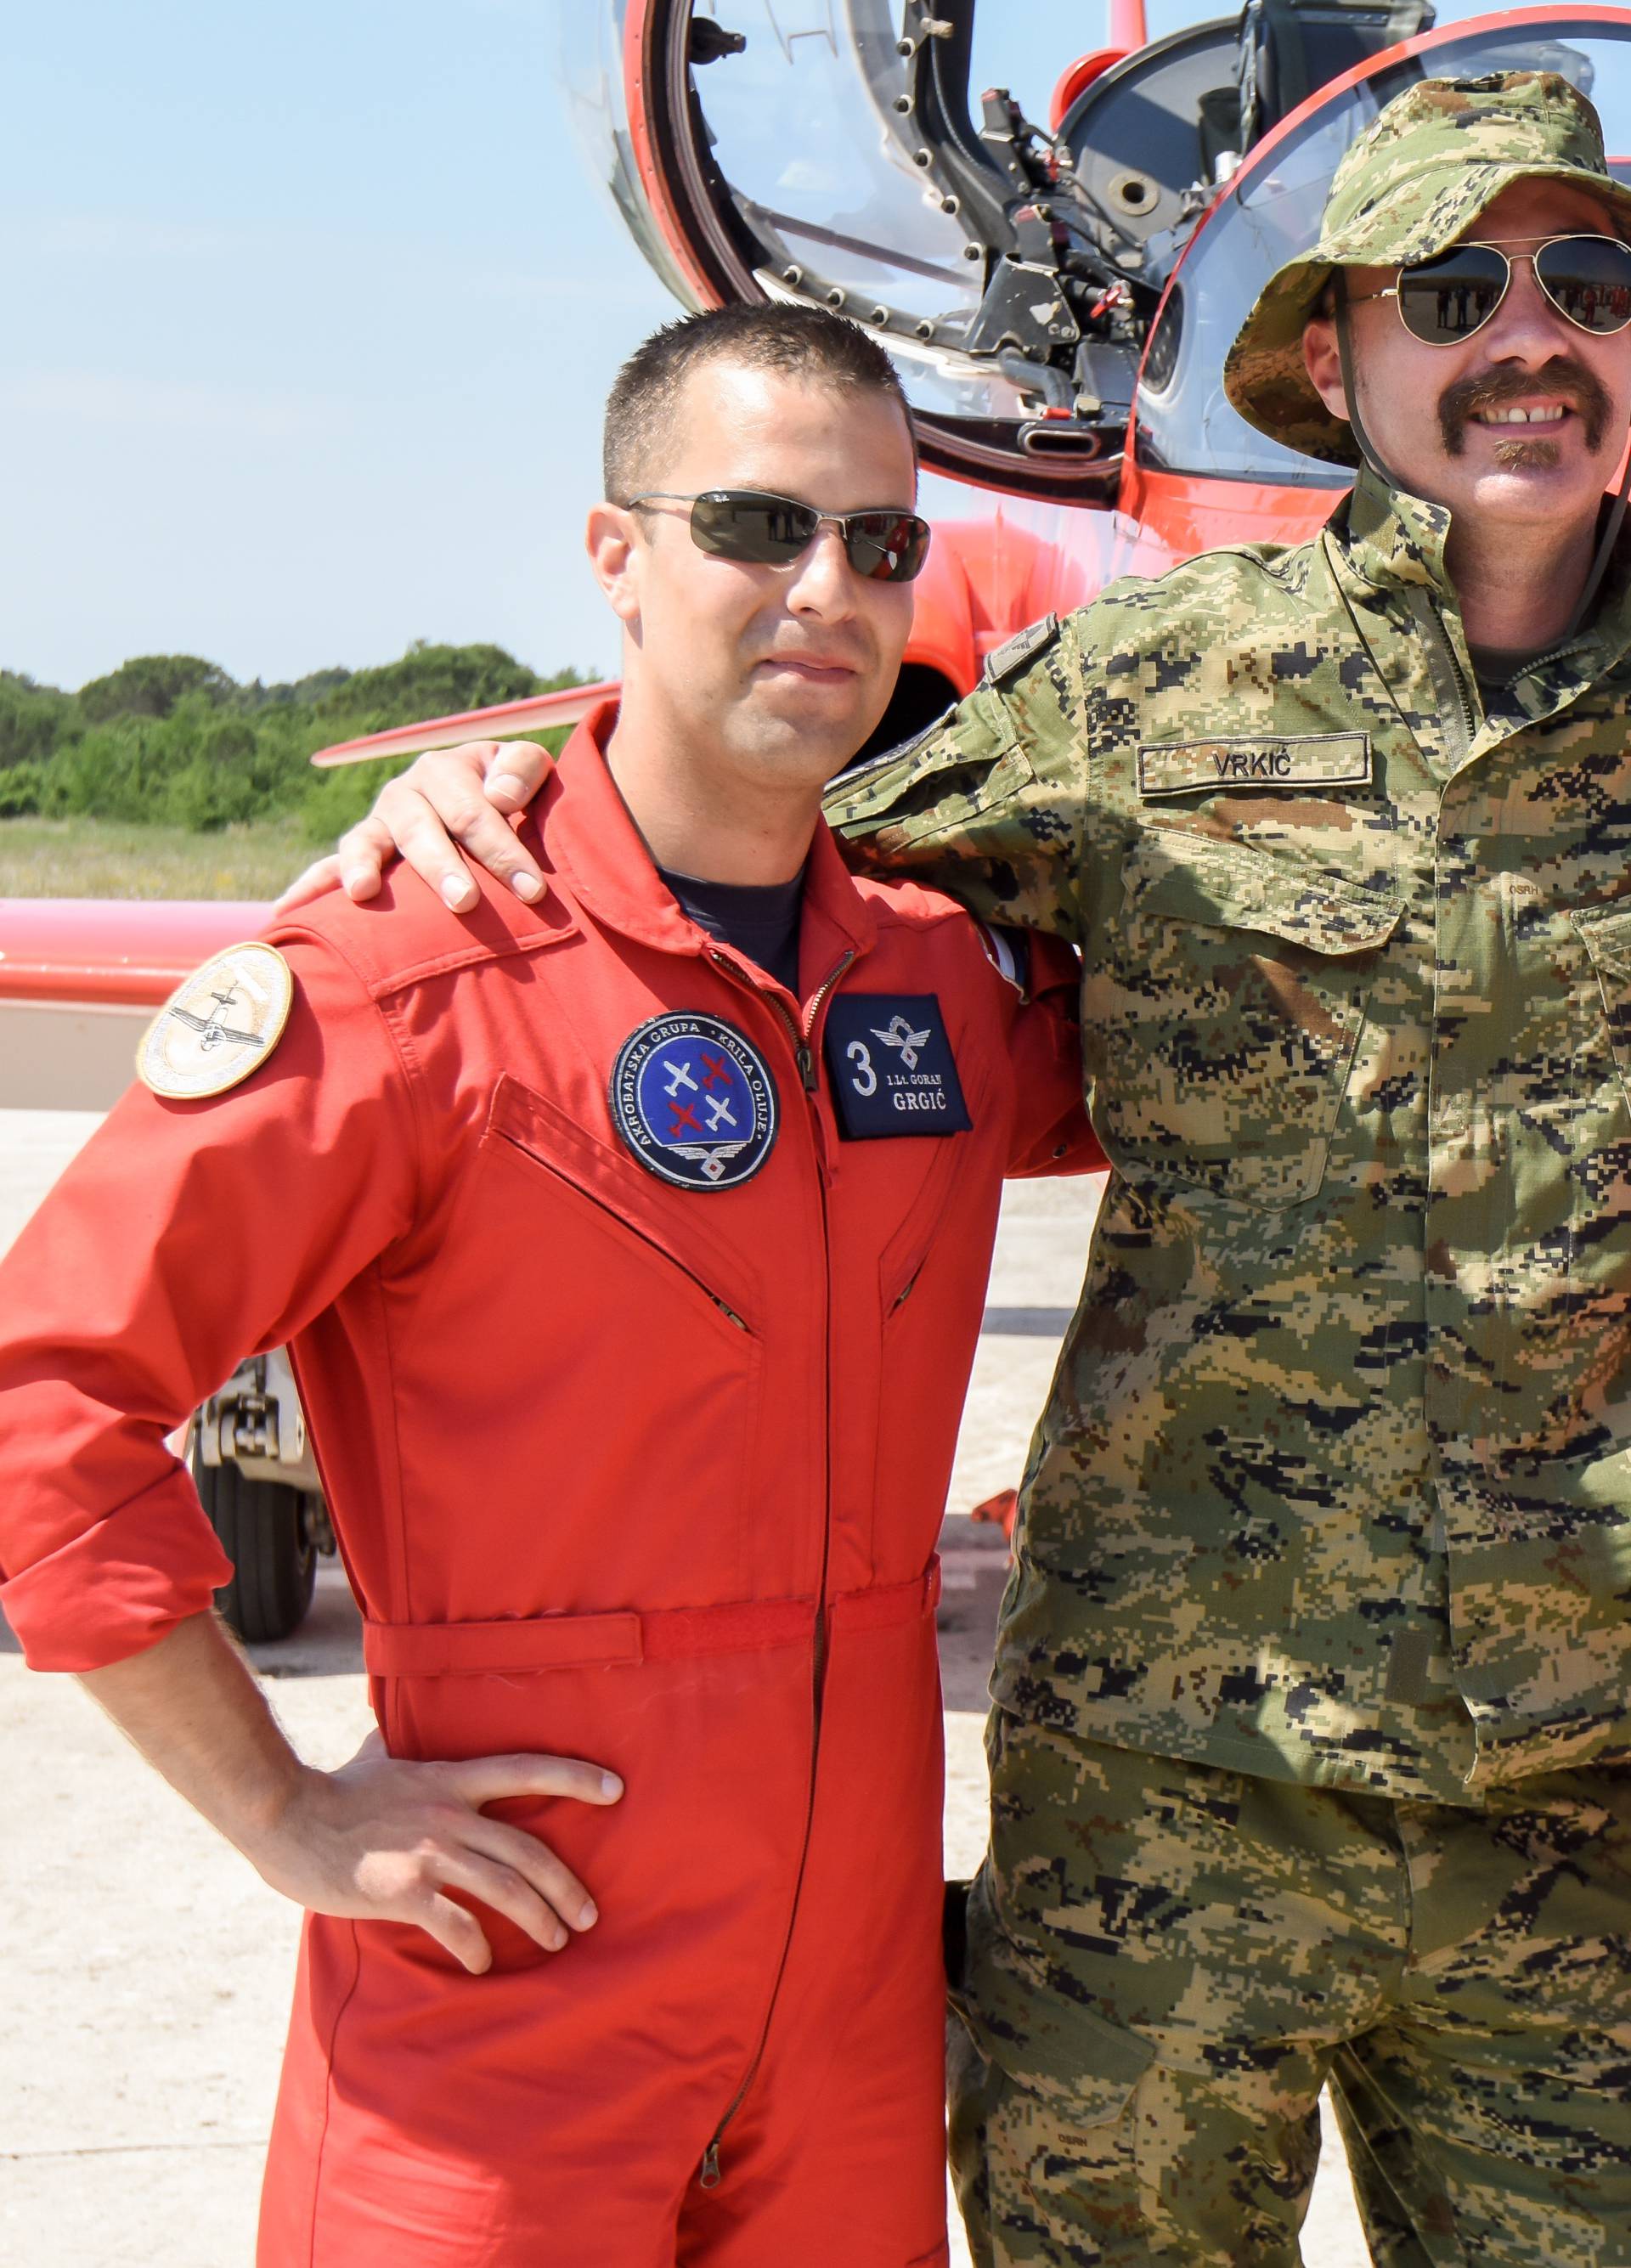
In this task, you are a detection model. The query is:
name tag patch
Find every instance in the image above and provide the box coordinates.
[823,996,971,1140]
[1137,733,1370,798]
[610,1013,777,1189]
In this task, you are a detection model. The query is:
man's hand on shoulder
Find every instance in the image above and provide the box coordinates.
[275,738,556,917]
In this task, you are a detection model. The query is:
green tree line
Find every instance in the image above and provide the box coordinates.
[0,645,587,839]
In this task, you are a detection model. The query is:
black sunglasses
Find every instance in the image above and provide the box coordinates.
[1348,233,1631,346]
[624,488,932,583]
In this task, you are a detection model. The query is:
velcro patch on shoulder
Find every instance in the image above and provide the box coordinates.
[822,995,971,1140]
[138,942,293,1100]
[982,613,1059,687]
[1137,733,1371,798]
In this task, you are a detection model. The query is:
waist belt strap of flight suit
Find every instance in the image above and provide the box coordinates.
[363,1561,942,1677]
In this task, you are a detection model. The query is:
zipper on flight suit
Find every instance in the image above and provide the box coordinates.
[708,946,855,1091]
[696,947,853,2190]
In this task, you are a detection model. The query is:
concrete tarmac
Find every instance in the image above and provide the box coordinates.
[1,1118,1368,2266]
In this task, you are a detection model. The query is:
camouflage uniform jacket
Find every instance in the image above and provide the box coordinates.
[827,466,1631,1803]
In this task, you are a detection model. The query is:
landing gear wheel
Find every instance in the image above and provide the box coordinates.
[192,1444,318,1643]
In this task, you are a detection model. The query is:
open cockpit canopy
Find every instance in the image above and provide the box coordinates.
[1140,11,1631,485]
[562,4,1631,499]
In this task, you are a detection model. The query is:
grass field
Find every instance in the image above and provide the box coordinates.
[0,815,313,900]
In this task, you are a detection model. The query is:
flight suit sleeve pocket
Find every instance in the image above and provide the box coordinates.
[1087,831,1399,1209]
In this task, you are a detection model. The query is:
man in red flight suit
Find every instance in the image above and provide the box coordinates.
[0,306,1092,2266]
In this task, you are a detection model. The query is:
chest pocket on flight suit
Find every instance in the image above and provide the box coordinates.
[1090,827,1399,1208]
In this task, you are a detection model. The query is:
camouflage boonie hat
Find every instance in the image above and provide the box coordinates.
[1224,71,1631,464]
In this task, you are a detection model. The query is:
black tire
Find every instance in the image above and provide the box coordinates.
[192,1444,318,1643]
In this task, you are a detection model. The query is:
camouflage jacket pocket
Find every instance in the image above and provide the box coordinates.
[950,1940,1154,2129]
[1572,900,1631,1105]
[1088,828,1399,1208]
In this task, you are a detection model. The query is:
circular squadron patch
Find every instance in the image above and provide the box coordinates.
[610,1013,777,1190]
[138,942,293,1100]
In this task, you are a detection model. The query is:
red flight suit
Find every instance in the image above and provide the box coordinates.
[0,710,1092,2267]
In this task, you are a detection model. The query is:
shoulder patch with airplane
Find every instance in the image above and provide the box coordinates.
[138,944,293,1101]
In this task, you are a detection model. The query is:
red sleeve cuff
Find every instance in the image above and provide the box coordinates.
[0,1470,234,1672]
[1027,931,1082,1003]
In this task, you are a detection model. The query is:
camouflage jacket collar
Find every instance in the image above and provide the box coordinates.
[1333,465,1455,606]
[1331,465,1631,737]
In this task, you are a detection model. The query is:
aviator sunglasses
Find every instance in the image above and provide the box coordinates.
[1346,233,1631,345]
[624,488,933,582]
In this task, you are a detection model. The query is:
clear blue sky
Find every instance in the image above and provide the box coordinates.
[3,0,1488,692]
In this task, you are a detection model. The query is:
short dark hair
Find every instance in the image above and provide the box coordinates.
[602,303,913,502]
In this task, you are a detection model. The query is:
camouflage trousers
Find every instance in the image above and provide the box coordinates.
[948,1718,1631,2265]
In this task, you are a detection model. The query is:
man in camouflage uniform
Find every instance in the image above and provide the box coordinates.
[307,65,1631,2267]
[820,69,1631,2268]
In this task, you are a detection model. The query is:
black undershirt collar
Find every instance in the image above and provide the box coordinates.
[658,862,807,998]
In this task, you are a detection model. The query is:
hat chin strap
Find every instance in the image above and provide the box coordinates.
[1566,446,1631,640]
[1334,294,1409,494]
[1335,285,1631,644]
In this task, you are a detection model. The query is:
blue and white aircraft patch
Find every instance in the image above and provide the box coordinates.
[611,1013,778,1190]
[822,995,971,1139]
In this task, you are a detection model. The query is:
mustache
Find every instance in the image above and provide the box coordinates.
[1438,356,1614,457]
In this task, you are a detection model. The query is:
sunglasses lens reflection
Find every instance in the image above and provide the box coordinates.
[1394,237,1631,344]
[1397,245,1510,342]
[689,494,816,565]
[1534,236,1631,334]
[846,513,931,582]
[688,494,928,582]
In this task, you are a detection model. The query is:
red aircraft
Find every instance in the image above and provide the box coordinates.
[8,0,1630,1631]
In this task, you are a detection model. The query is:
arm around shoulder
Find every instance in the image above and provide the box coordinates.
[823,624,1092,943]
